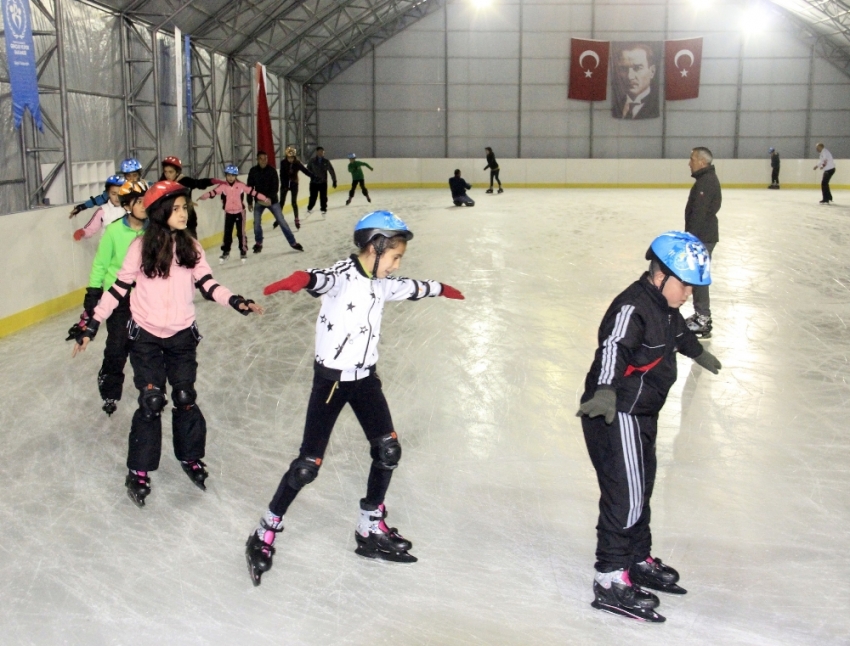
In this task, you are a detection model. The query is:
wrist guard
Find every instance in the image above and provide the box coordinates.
[229,295,255,316]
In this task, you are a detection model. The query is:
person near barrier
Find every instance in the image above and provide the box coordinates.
[72,175,127,240]
[449,169,475,207]
[160,155,222,239]
[483,147,503,193]
[71,181,264,508]
[768,147,781,189]
[306,146,337,215]
[278,146,315,231]
[69,158,144,218]
[246,150,303,253]
[578,231,722,623]
[66,181,149,417]
[814,142,836,205]
[345,153,373,205]
[244,210,465,586]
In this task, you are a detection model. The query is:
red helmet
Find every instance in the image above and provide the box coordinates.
[161,155,182,172]
[143,180,188,210]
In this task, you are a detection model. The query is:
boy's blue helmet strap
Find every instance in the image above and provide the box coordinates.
[646,230,711,287]
[353,210,414,280]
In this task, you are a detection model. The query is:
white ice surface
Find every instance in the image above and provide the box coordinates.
[1,187,849,645]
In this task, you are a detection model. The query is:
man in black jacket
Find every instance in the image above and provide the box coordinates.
[247,151,303,253]
[578,231,721,623]
[683,147,721,338]
[768,147,780,189]
[306,147,337,215]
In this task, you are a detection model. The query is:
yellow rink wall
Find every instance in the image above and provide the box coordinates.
[1,158,845,338]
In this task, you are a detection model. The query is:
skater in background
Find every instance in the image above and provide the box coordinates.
[198,165,270,264]
[69,158,144,218]
[814,142,836,205]
[66,181,149,416]
[72,175,127,240]
[71,181,264,507]
[159,155,221,239]
[578,231,721,623]
[683,146,721,339]
[449,169,475,207]
[245,210,465,586]
[278,146,314,231]
[345,153,372,205]
[768,147,780,189]
[306,146,337,215]
[246,151,304,253]
[483,147,503,194]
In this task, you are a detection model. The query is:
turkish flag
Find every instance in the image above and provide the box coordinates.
[568,38,609,102]
[665,37,702,101]
[256,64,275,167]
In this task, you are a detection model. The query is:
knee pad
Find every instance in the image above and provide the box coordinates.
[371,432,401,470]
[139,384,166,420]
[173,384,197,409]
[286,456,322,490]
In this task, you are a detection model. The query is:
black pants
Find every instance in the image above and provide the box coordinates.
[307,182,329,211]
[692,241,715,318]
[489,169,501,188]
[221,212,247,255]
[127,325,206,472]
[282,183,300,218]
[99,295,132,401]
[583,412,658,572]
[269,372,395,516]
[771,167,780,184]
[822,168,835,202]
[348,179,369,199]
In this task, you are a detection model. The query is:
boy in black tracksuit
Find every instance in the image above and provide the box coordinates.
[306,146,337,214]
[578,231,721,623]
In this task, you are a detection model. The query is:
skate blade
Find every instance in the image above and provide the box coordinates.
[591,600,666,623]
[355,546,418,563]
[246,556,263,587]
[126,489,146,508]
[637,581,687,595]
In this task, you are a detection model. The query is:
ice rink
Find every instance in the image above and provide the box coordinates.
[1,185,849,645]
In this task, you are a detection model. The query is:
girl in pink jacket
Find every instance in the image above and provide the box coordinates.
[199,164,269,264]
[72,180,264,508]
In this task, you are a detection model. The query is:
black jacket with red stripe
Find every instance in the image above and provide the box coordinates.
[581,274,705,416]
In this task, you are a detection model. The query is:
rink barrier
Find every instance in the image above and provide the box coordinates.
[0,159,846,338]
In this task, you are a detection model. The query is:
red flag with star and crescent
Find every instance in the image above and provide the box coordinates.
[568,38,610,101]
[665,37,702,101]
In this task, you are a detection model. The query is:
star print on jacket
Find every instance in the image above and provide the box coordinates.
[300,254,444,381]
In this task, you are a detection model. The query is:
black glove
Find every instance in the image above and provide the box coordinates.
[332,182,337,189]
[577,387,617,424]
[83,287,103,318]
[66,312,89,341]
[693,349,721,374]
[70,204,84,217]
[229,295,255,316]
[73,317,99,345]
[247,197,254,209]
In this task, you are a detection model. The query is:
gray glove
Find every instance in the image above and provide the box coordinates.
[693,349,721,374]
[577,387,617,425]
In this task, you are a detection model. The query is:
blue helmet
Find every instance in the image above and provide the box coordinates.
[646,231,711,286]
[354,210,413,249]
[224,164,239,175]
[106,174,125,187]
[120,158,143,174]
[348,153,357,159]
[768,147,775,154]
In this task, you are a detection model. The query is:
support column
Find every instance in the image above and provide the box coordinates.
[517,0,523,158]
[804,39,816,158]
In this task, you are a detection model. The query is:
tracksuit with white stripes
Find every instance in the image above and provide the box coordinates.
[580,274,704,573]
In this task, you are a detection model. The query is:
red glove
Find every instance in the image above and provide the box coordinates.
[440,283,464,300]
[264,271,311,295]
[73,228,85,241]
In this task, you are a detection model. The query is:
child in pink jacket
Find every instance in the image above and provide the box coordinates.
[71,180,264,508]
[199,164,270,264]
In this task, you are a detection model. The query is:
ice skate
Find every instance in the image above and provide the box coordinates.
[485,188,494,194]
[591,570,665,623]
[629,557,687,595]
[180,459,208,491]
[241,255,247,264]
[272,220,279,229]
[294,217,300,230]
[345,197,352,205]
[354,502,417,563]
[685,313,712,339]
[102,399,117,416]
[125,471,151,508]
[290,243,304,252]
[245,517,283,586]
[252,243,262,254]
[321,209,327,215]
[307,209,313,215]
[497,187,504,194]
[366,194,371,203]
[219,253,229,265]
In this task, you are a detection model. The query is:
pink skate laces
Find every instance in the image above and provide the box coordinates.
[258,510,283,545]
[376,504,391,534]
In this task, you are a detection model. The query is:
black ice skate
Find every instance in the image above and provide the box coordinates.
[355,503,417,563]
[629,557,687,595]
[219,253,229,265]
[686,313,712,339]
[290,243,304,252]
[345,197,352,205]
[272,220,279,228]
[591,571,665,623]
[180,459,208,490]
[485,188,494,194]
[252,243,262,254]
[245,519,283,586]
[497,187,504,194]
[125,471,151,508]
[294,216,300,230]
[102,399,117,416]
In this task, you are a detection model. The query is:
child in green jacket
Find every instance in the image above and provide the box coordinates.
[345,153,373,205]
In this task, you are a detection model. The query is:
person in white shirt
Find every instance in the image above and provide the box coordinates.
[814,142,836,204]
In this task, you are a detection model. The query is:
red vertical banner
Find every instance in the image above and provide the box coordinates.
[255,63,275,167]
[665,37,703,101]
[568,38,610,102]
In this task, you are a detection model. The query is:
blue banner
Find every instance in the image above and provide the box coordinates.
[184,34,192,134]
[2,0,42,130]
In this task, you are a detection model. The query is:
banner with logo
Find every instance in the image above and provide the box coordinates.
[2,0,42,130]
[567,38,609,102]
[665,37,703,101]
[184,34,192,134]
